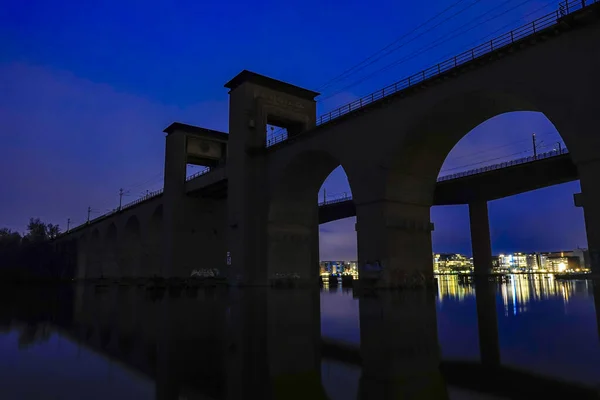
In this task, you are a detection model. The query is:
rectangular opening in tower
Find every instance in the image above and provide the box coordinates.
[266,124,288,147]
[186,164,211,181]
[265,112,308,146]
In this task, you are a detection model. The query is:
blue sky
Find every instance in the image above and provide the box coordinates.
[0,0,587,259]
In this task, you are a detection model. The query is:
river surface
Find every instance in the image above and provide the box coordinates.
[1,275,599,399]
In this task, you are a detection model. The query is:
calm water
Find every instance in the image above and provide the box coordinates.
[1,275,599,399]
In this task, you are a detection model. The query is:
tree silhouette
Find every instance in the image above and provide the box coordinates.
[47,224,61,240]
[0,218,68,282]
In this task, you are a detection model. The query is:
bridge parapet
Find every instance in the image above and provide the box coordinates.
[437,148,569,182]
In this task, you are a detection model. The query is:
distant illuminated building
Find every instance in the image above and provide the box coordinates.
[433,253,472,273]
[497,253,537,272]
[319,261,359,278]
[544,255,581,272]
[498,254,512,270]
[526,254,539,270]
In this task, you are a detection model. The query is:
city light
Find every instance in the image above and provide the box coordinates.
[321,248,590,280]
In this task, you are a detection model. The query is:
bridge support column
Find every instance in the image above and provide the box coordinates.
[576,160,600,274]
[469,201,493,274]
[162,130,188,278]
[356,200,434,288]
[224,70,319,286]
[357,292,447,399]
[268,214,320,286]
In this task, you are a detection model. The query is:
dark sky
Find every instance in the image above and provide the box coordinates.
[0,0,586,259]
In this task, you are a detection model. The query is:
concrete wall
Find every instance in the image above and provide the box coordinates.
[59,192,228,280]
[170,196,227,277]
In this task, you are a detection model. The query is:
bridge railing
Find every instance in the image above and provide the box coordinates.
[318,147,569,205]
[319,193,352,206]
[185,167,211,181]
[437,148,569,182]
[63,167,220,235]
[120,188,164,209]
[267,0,596,147]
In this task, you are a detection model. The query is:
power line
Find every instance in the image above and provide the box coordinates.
[320,0,541,102]
[427,0,558,67]
[319,0,488,94]
[125,171,164,190]
[317,0,474,92]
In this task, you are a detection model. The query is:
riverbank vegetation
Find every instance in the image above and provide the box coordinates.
[0,218,72,283]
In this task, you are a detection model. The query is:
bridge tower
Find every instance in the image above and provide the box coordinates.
[162,123,228,277]
[224,70,319,285]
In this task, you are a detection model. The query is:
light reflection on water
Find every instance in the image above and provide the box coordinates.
[0,276,599,399]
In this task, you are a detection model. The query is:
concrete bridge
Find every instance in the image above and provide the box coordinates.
[56,0,600,287]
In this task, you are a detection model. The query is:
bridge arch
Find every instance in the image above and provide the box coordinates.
[122,215,142,279]
[353,88,580,286]
[105,223,118,278]
[267,149,357,284]
[384,89,576,204]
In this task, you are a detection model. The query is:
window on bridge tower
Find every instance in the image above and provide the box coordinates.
[183,129,228,181]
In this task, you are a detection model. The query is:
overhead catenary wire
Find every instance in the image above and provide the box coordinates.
[271,1,490,140]
[271,1,556,144]
[426,0,559,68]
[319,0,544,102]
[316,0,475,92]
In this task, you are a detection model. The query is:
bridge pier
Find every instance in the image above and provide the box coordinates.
[356,200,434,288]
[268,219,320,285]
[162,129,189,278]
[224,71,320,286]
[161,124,229,279]
[469,201,493,274]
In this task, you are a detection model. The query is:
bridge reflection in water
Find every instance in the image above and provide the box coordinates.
[1,277,600,399]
